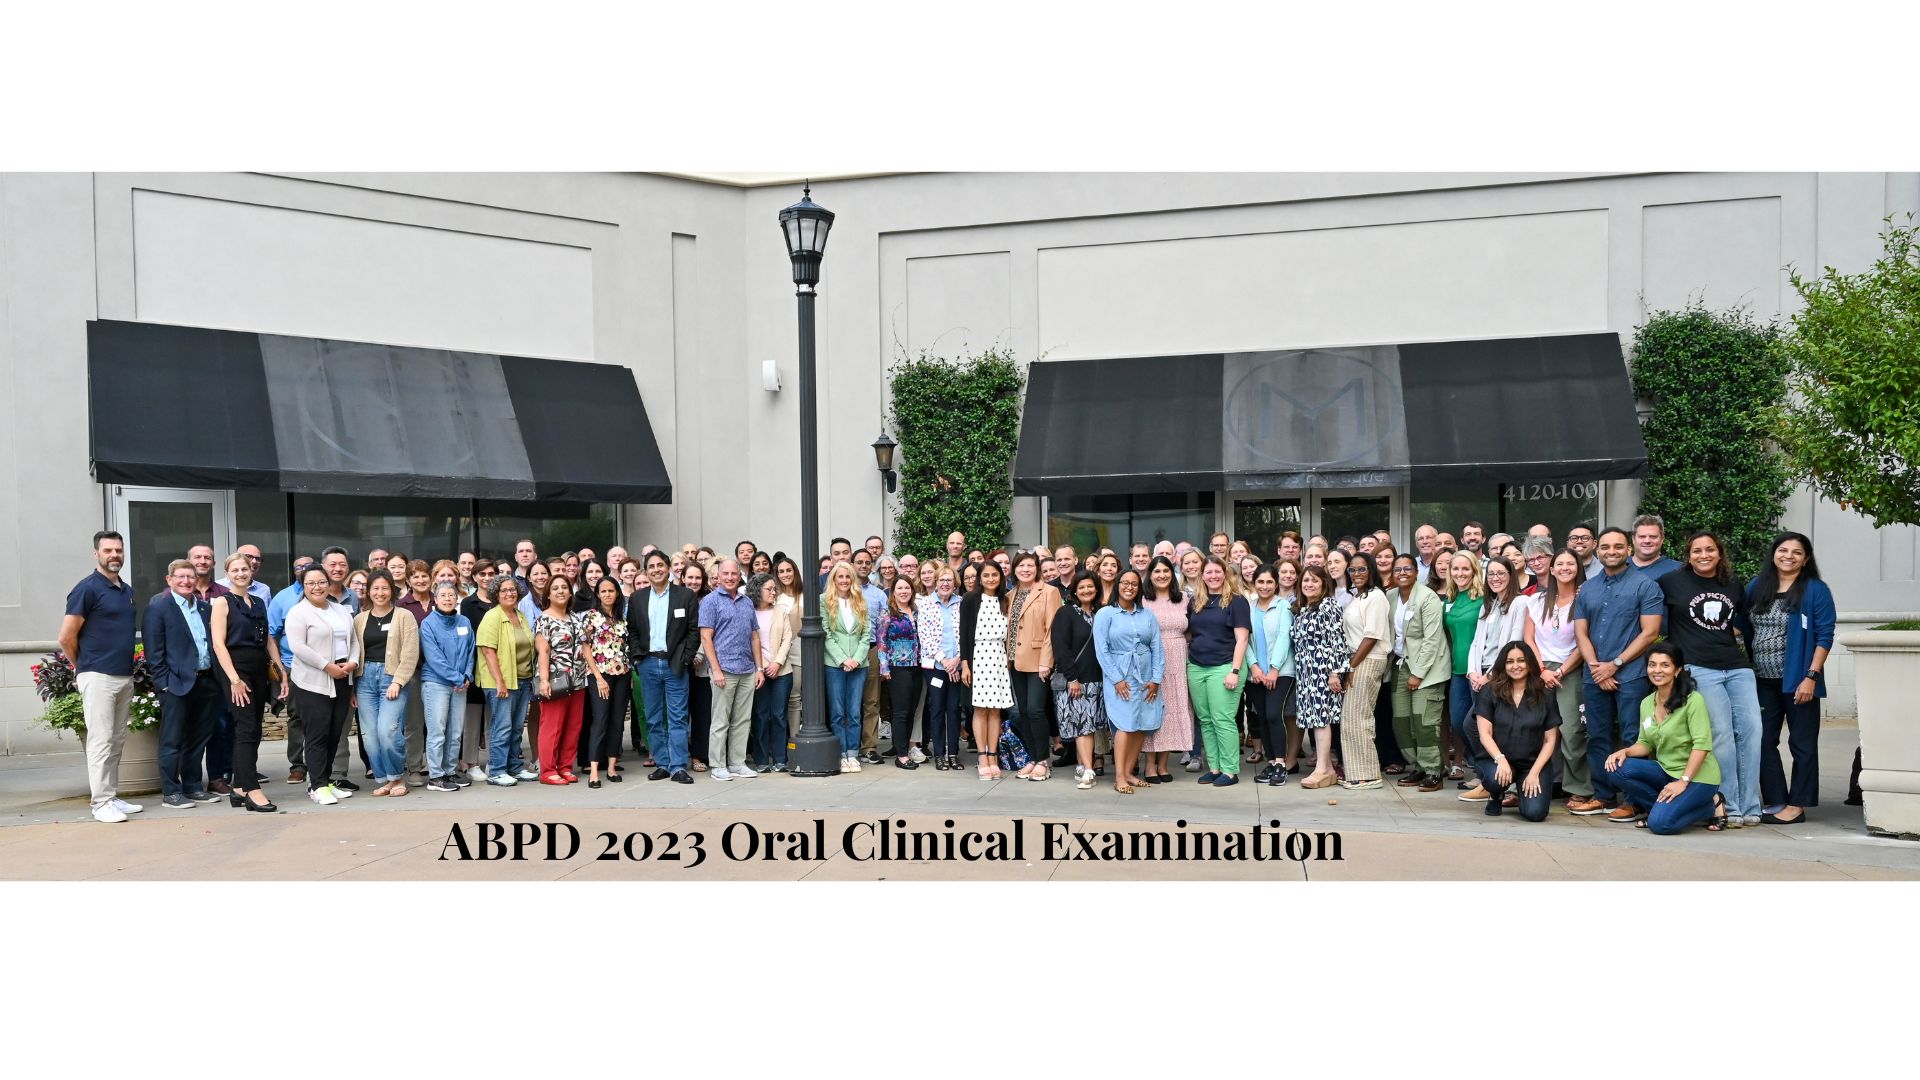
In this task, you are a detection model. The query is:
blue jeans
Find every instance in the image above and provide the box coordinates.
[1584,675,1650,803]
[487,685,532,777]
[638,657,690,774]
[1607,756,1720,834]
[824,663,867,755]
[420,679,463,778]
[1473,758,1551,821]
[1689,665,1763,820]
[754,672,793,767]
[355,661,411,783]
[1447,675,1476,765]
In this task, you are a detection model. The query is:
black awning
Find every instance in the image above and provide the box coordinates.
[87,320,673,503]
[1012,332,1646,496]
[1012,354,1226,496]
[1398,333,1648,483]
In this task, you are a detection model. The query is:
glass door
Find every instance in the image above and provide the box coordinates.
[1230,495,1305,562]
[107,486,234,619]
[1310,487,1403,546]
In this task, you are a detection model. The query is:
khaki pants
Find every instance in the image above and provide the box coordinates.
[78,671,134,809]
[709,671,756,769]
[1340,654,1390,782]
[859,647,885,754]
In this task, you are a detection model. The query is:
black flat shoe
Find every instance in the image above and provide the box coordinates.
[589,779,602,789]
[608,772,624,783]
[894,757,917,770]
[1760,810,1805,825]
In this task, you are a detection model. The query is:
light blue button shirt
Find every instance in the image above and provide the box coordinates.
[175,592,210,670]
[648,586,670,653]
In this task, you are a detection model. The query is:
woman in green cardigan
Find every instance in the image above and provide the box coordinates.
[822,561,871,772]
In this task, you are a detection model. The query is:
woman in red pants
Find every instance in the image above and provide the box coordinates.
[534,575,590,784]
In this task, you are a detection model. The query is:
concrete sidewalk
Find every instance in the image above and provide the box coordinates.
[3,724,1914,880]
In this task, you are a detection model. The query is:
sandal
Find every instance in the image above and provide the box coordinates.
[1634,819,1649,829]
[1115,781,1134,794]
[1707,793,1728,831]
[691,761,708,773]
[1384,764,1407,775]
[1029,763,1050,782]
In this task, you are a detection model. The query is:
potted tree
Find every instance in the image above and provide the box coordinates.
[1774,217,1920,837]
[32,647,164,797]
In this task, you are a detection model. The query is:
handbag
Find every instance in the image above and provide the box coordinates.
[1049,610,1095,693]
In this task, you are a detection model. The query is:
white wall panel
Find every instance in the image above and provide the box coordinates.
[1641,197,1782,318]
[1036,211,1610,359]
[904,251,1011,357]
[131,189,596,359]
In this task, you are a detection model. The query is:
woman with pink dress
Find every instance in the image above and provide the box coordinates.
[1140,555,1192,784]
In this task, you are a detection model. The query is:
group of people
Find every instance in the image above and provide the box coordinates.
[59,514,1842,837]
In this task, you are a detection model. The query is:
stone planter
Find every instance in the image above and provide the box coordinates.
[108,726,162,797]
[1839,629,1920,838]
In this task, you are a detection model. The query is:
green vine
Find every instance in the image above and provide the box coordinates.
[887,346,1026,557]
[1630,303,1792,579]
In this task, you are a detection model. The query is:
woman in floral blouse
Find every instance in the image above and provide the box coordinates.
[534,575,591,786]
[581,576,629,787]
[1290,564,1351,790]
[877,576,922,770]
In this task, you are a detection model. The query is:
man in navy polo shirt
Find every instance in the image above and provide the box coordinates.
[58,531,142,823]
[1573,527,1665,812]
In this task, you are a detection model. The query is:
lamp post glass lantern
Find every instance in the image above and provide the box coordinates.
[781,183,841,776]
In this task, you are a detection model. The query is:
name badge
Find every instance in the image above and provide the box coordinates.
[930,677,944,688]
[673,608,686,618]
[456,626,470,636]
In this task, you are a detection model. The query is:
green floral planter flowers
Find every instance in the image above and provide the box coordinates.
[31,648,161,741]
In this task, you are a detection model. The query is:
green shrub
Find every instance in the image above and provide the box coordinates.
[1774,216,1920,529]
[1631,304,1792,579]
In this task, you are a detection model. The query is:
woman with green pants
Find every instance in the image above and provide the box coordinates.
[1187,557,1251,787]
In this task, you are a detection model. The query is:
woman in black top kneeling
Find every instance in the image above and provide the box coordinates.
[1472,640,1561,821]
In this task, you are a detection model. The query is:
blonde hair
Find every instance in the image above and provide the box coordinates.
[824,560,869,638]
[1189,556,1242,612]
[1444,551,1485,603]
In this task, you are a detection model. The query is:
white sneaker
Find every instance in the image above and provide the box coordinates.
[467,766,488,783]
[514,768,540,781]
[486,773,518,787]
[711,767,734,781]
[327,784,354,799]
[909,746,927,763]
[91,803,128,823]
[309,787,339,806]
[731,764,757,778]
[879,721,892,740]
[845,757,862,773]
[111,798,144,814]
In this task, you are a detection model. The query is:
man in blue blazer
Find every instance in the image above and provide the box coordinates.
[144,559,223,808]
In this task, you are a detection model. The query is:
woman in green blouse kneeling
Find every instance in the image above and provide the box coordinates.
[1602,642,1726,833]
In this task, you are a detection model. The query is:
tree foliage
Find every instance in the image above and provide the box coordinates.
[887,347,1025,557]
[1774,216,1920,529]
[1631,304,1791,579]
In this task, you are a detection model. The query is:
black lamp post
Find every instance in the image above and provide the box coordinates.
[872,431,897,551]
[781,183,841,777]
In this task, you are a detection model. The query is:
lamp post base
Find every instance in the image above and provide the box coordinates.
[788,730,844,777]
